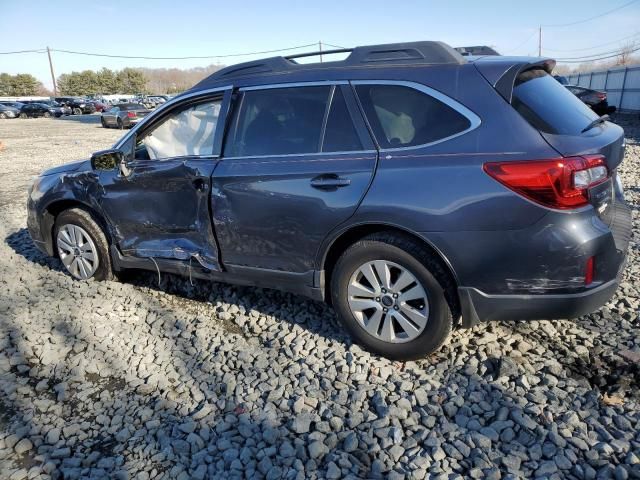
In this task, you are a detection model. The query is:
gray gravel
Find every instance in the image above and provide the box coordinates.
[0,114,639,479]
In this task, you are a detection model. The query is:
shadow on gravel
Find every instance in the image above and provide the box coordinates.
[6,228,65,274]
[55,114,102,125]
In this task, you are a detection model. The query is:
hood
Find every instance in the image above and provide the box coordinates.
[40,159,90,177]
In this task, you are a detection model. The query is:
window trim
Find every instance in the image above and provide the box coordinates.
[113,85,232,152]
[351,80,481,152]
[223,81,373,159]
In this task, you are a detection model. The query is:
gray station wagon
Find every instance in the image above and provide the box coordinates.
[27,41,631,359]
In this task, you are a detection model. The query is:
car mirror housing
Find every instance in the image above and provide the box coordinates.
[91,149,125,171]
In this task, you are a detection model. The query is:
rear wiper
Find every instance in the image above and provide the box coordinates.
[581,114,609,134]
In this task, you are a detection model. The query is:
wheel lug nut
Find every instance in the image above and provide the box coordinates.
[394,305,399,310]
[381,288,386,293]
[376,297,380,302]
[393,293,398,298]
[383,308,388,312]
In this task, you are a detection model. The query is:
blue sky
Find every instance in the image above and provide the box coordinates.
[1,0,639,89]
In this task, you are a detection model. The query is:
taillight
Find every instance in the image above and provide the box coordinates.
[483,155,608,209]
[596,92,606,100]
[127,112,136,118]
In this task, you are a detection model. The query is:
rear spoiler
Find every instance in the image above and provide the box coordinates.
[474,58,556,103]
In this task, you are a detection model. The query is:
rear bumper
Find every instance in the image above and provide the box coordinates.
[459,277,621,324]
[457,198,631,326]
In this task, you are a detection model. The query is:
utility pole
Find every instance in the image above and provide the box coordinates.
[47,46,57,95]
[538,26,542,56]
[319,40,323,63]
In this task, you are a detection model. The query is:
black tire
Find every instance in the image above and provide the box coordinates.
[73,108,82,115]
[54,208,114,281]
[101,117,108,128]
[43,111,51,118]
[331,233,454,360]
[19,113,27,119]
[117,118,123,129]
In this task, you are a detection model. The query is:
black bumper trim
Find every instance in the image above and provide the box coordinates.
[459,279,619,327]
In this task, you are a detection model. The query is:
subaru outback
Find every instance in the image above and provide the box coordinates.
[27,41,631,360]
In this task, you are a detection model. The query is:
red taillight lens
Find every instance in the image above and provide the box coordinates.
[596,92,606,100]
[127,111,136,118]
[483,155,608,209]
[585,256,595,285]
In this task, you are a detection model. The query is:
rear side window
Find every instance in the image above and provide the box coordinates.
[355,84,471,149]
[322,88,363,152]
[227,86,330,157]
[512,69,598,135]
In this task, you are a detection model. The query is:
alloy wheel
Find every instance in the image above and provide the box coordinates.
[347,260,429,343]
[56,224,99,280]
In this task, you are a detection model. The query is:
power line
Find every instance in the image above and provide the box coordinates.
[542,0,639,27]
[556,45,640,63]
[50,43,319,60]
[555,45,639,60]
[0,49,46,55]
[503,30,538,54]
[543,31,640,52]
[322,42,348,50]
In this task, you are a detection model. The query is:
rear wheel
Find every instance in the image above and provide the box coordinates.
[43,111,51,118]
[117,118,123,129]
[101,117,108,128]
[73,107,82,115]
[54,208,113,281]
[331,233,453,360]
[19,113,27,119]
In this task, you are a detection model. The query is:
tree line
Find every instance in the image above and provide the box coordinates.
[0,73,47,96]
[1,65,225,97]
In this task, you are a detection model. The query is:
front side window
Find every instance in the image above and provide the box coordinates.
[356,84,471,149]
[226,86,330,157]
[137,99,221,160]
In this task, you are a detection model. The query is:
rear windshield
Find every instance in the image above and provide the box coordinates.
[119,103,145,111]
[512,69,598,135]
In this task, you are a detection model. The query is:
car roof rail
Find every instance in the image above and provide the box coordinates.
[208,41,466,81]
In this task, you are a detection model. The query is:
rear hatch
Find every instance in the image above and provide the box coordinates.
[510,67,625,226]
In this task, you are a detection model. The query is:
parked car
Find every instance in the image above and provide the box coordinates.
[0,104,20,119]
[22,100,71,115]
[90,100,108,112]
[100,103,151,128]
[54,97,96,115]
[553,74,569,85]
[27,41,631,360]
[565,85,616,116]
[19,103,64,118]
[0,101,25,110]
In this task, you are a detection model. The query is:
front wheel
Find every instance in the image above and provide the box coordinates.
[101,117,108,128]
[0,113,6,119]
[73,108,82,115]
[43,111,51,118]
[331,233,453,360]
[19,113,27,119]
[54,208,113,281]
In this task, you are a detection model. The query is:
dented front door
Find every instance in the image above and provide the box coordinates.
[97,89,232,270]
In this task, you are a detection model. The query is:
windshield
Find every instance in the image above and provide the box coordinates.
[512,69,598,135]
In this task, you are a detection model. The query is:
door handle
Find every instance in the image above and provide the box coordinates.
[192,178,208,191]
[310,174,351,190]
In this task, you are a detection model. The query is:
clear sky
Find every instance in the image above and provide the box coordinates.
[1,0,639,89]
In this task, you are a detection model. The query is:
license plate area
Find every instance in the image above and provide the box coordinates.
[589,177,614,225]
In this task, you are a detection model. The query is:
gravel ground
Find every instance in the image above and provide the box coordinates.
[0,114,639,480]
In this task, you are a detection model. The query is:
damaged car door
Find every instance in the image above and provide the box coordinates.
[97,90,231,270]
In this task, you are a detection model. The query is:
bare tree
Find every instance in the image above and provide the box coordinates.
[617,40,637,66]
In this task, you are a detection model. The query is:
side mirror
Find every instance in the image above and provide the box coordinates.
[91,149,125,172]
